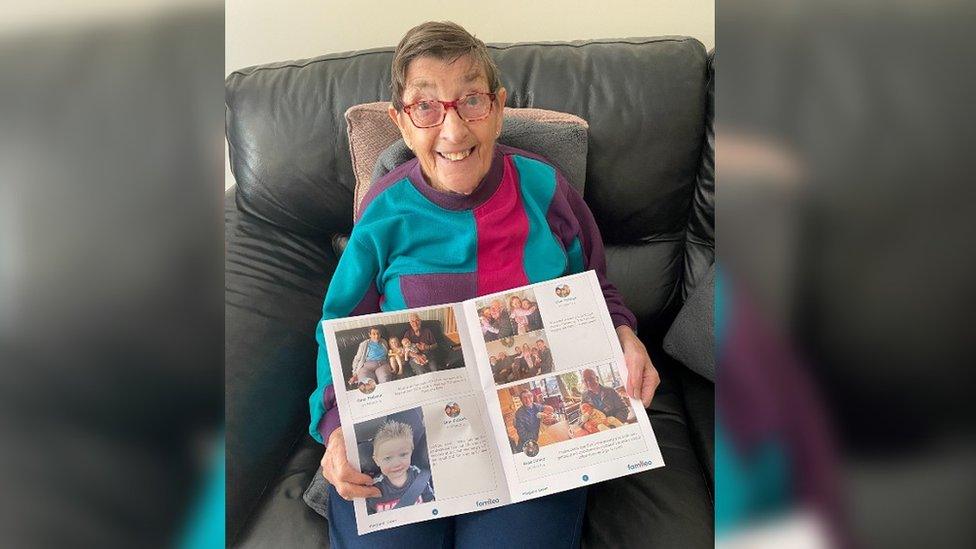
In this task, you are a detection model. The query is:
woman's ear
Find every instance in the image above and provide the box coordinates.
[388,104,412,150]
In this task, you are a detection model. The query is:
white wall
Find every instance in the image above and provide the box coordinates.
[226,0,713,75]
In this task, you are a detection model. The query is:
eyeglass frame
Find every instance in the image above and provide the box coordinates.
[400,92,498,129]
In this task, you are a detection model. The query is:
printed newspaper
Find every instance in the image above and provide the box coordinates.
[322,270,665,534]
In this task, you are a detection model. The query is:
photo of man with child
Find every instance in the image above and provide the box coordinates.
[498,366,638,454]
[477,290,544,343]
[334,308,463,391]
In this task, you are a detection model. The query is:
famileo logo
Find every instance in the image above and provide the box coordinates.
[476,498,500,508]
[627,460,653,470]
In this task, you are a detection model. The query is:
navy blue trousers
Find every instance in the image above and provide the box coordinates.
[326,484,587,549]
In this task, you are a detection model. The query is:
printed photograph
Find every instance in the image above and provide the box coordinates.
[353,407,436,515]
[475,289,543,343]
[332,307,465,391]
[555,284,571,298]
[444,402,461,418]
[485,333,554,384]
[357,378,377,394]
[497,365,638,455]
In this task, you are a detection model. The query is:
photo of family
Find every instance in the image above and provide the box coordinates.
[497,365,638,455]
[475,289,544,343]
[333,307,465,392]
[485,334,554,384]
[353,407,436,515]
[444,402,461,418]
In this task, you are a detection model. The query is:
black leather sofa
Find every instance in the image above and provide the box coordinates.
[226,37,714,548]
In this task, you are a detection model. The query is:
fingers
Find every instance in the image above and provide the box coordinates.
[334,460,375,487]
[334,481,382,500]
[323,451,381,500]
[626,353,641,400]
[334,463,380,499]
[640,363,660,408]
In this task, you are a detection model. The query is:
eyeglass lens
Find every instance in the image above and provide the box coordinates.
[410,94,491,127]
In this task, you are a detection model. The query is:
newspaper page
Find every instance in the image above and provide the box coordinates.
[461,270,665,502]
[323,303,509,535]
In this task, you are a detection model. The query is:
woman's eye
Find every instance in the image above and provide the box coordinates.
[416,101,433,111]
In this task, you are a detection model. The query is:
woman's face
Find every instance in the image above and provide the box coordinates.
[388,55,506,195]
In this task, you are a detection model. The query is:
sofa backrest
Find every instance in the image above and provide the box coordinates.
[225,37,713,332]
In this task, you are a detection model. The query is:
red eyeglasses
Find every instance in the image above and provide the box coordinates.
[402,92,497,128]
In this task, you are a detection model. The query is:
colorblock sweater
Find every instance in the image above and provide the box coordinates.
[309,144,637,444]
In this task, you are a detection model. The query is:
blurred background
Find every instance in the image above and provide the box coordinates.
[717,0,976,547]
[0,1,223,546]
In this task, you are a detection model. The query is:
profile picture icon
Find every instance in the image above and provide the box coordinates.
[358,378,377,394]
[444,402,461,418]
[523,440,540,457]
[555,284,571,298]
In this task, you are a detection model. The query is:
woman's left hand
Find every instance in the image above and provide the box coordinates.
[616,325,660,408]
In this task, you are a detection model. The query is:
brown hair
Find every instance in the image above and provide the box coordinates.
[390,21,501,111]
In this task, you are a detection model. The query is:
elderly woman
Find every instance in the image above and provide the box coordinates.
[348,326,392,385]
[308,21,660,547]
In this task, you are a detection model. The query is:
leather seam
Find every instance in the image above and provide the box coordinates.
[226,37,702,78]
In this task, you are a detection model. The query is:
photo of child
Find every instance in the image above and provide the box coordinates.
[555,284,571,298]
[475,289,543,343]
[387,337,405,376]
[497,365,639,454]
[332,306,465,390]
[353,407,436,515]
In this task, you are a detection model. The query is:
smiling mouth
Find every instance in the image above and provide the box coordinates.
[437,146,474,162]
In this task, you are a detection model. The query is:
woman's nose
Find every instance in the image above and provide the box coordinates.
[439,107,469,141]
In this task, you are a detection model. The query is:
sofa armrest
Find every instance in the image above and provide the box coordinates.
[225,188,338,544]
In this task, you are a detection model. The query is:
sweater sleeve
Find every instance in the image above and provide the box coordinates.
[308,231,382,445]
[549,171,638,331]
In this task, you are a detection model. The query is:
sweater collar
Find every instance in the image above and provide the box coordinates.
[406,146,505,211]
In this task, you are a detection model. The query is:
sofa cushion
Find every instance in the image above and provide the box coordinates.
[346,102,588,218]
[663,265,715,382]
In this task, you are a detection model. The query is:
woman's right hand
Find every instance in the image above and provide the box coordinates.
[321,429,381,501]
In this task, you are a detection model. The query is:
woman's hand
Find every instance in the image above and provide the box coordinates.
[616,325,660,408]
[321,429,381,501]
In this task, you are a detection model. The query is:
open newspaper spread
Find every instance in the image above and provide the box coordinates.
[322,270,665,534]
